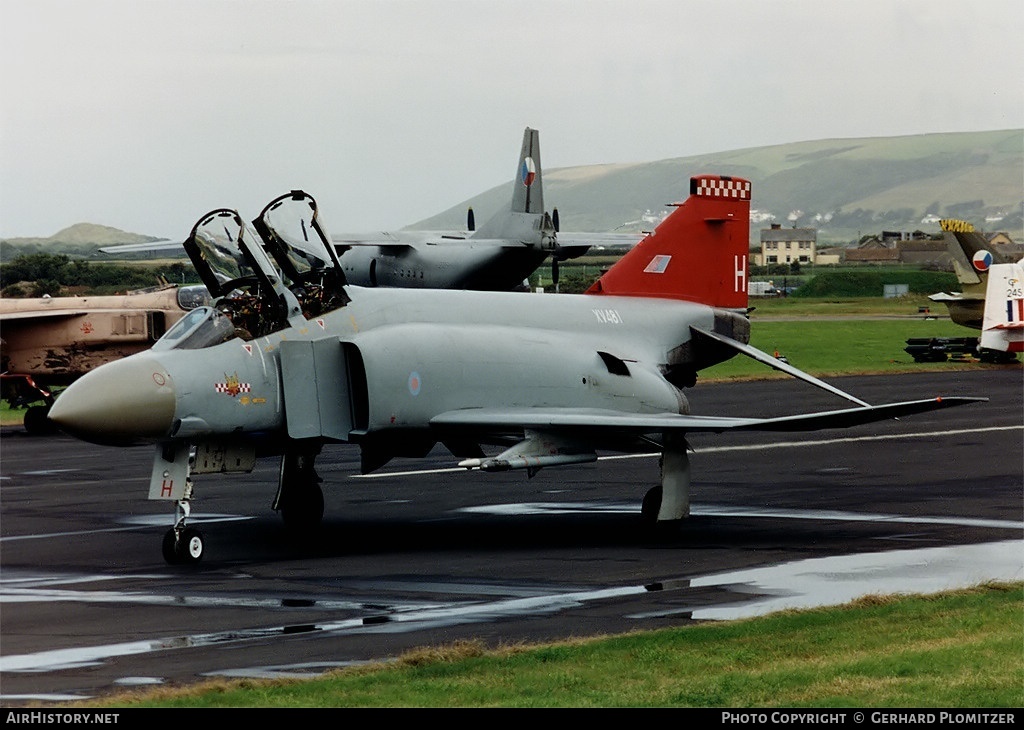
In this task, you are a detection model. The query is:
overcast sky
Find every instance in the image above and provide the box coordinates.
[1,0,1021,240]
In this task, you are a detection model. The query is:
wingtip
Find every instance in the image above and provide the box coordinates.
[935,395,989,405]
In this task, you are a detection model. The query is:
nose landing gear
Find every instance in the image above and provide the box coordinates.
[162,478,205,565]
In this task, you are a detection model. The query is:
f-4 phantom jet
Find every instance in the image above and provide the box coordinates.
[50,175,985,564]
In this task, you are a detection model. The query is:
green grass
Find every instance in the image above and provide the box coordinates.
[1,388,61,425]
[1,404,26,426]
[704,317,983,380]
[72,583,1023,708]
[748,293,945,316]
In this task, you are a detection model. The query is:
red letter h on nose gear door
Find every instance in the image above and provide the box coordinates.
[148,443,190,500]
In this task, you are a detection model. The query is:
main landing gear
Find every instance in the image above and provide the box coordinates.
[641,436,691,528]
[273,447,325,535]
[2,374,57,435]
[23,404,58,435]
[162,478,206,565]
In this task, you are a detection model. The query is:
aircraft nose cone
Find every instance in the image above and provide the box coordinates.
[49,356,176,444]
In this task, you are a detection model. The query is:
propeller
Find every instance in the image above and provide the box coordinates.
[467,207,475,232]
[543,209,561,291]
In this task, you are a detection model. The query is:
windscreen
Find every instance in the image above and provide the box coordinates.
[176,285,213,310]
[152,306,236,351]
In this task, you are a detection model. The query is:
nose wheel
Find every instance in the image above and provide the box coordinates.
[162,526,205,564]
[161,479,204,565]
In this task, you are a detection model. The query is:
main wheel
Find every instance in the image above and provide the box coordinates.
[280,483,324,534]
[641,486,662,524]
[278,451,325,534]
[24,405,56,435]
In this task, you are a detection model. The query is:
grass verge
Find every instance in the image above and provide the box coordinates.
[71,583,1022,708]
[703,317,994,380]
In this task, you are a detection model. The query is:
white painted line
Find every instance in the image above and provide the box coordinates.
[353,425,1023,477]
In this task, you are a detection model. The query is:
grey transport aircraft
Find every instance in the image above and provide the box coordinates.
[103,127,632,291]
[330,126,633,290]
[49,175,986,564]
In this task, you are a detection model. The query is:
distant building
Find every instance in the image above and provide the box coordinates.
[847,230,1022,266]
[815,247,844,265]
[844,239,901,264]
[898,239,953,265]
[754,224,818,266]
[985,232,1024,259]
[751,225,1020,268]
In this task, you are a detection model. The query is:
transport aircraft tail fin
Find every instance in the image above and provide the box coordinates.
[585,174,751,309]
[471,127,546,242]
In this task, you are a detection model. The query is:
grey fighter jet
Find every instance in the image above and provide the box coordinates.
[50,175,985,564]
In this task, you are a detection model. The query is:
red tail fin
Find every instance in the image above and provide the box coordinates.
[586,174,750,309]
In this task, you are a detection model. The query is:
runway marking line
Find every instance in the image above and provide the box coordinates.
[353,425,1023,478]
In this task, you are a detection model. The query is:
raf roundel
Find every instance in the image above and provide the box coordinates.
[408,371,422,396]
[520,157,536,187]
[973,250,993,273]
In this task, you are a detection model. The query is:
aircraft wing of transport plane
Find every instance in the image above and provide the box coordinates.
[102,127,626,291]
[48,174,987,565]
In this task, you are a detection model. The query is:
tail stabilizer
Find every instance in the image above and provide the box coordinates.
[980,261,1024,353]
[471,127,546,242]
[691,326,870,407]
[586,174,751,308]
[940,219,1015,288]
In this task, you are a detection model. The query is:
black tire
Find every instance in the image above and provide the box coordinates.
[641,486,662,523]
[24,405,55,435]
[278,451,325,534]
[280,483,324,534]
[162,529,180,565]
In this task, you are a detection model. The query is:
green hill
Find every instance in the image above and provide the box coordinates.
[2,222,162,247]
[3,131,1019,252]
[411,129,1023,245]
[0,223,166,262]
